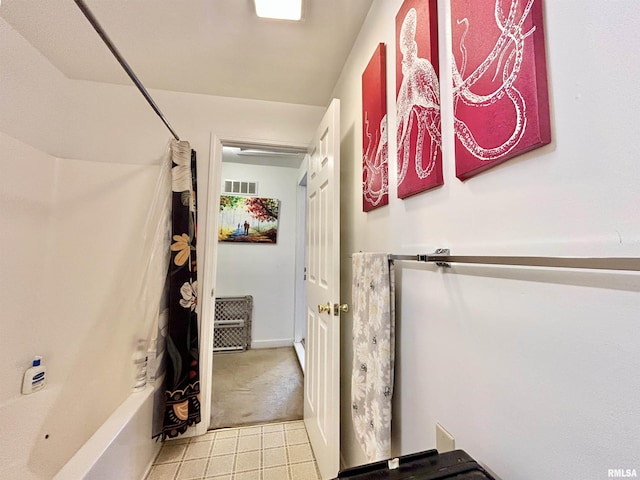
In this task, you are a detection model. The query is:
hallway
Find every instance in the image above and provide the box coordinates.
[211,347,303,429]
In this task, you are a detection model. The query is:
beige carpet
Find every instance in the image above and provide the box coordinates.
[210,347,303,430]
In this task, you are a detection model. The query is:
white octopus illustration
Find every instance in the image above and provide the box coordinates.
[453,0,536,161]
[362,111,388,207]
[396,7,441,188]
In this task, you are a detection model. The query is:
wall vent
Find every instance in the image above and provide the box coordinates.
[224,180,258,195]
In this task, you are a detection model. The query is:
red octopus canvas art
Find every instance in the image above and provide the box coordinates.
[451,0,551,180]
[395,0,443,199]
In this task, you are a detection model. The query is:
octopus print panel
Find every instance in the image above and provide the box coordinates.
[452,0,551,180]
[395,0,443,199]
[362,43,389,212]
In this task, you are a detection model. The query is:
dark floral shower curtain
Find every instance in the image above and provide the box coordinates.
[159,139,201,439]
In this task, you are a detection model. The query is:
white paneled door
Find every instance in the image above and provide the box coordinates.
[304,98,341,480]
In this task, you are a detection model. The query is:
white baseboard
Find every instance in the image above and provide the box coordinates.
[251,338,293,349]
[293,341,305,374]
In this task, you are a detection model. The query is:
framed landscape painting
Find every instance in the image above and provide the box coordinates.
[451,0,551,180]
[218,195,279,244]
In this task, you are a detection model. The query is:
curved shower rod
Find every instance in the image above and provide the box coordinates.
[73,0,181,141]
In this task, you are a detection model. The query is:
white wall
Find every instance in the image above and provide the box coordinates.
[215,161,301,348]
[333,1,640,478]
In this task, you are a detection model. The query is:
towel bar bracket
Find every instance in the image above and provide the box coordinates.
[431,248,451,268]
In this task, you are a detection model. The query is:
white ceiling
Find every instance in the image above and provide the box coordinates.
[0,0,373,107]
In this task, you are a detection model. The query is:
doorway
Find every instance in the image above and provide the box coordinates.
[206,142,308,430]
[199,100,341,477]
[293,172,308,371]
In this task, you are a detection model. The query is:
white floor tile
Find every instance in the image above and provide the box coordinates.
[147,421,320,480]
[205,454,235,477]
[176,458,208,480]
[155,444,187,464]
[147,462,180,480]
[237,434,261,452]
[290,461,320,480]
[184,440,213,460]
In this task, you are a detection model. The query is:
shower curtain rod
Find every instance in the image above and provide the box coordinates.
[73,0,181,141]
[389,249,640,272]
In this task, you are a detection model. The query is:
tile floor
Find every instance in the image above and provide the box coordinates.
[145,420,321,480]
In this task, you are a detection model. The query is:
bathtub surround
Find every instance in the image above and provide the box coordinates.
[0,13,323,476]
[0,131,162,479]
[0,10,324,477]
[54,384,160,480]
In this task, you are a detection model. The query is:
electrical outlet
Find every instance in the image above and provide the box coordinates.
[436,423,455,452]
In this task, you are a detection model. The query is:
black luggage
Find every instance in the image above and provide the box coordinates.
[335,449,496,479]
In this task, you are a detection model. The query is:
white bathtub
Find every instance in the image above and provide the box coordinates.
[54,383,160,480]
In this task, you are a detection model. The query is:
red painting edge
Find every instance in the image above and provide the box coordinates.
[362,42,389,212]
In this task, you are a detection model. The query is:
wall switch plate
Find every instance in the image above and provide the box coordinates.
[436,423,455,452]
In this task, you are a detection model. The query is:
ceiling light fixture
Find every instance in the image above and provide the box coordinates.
[253,0,303,21]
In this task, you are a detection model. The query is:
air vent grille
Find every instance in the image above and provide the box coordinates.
[224,180,258,195]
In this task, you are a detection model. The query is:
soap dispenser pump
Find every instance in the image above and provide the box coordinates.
[22,356,46,394]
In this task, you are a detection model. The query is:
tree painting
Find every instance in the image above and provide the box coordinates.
[218,195,280,243]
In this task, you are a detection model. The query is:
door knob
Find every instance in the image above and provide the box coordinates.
[318,302,331,314]
[334,303,349,316]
